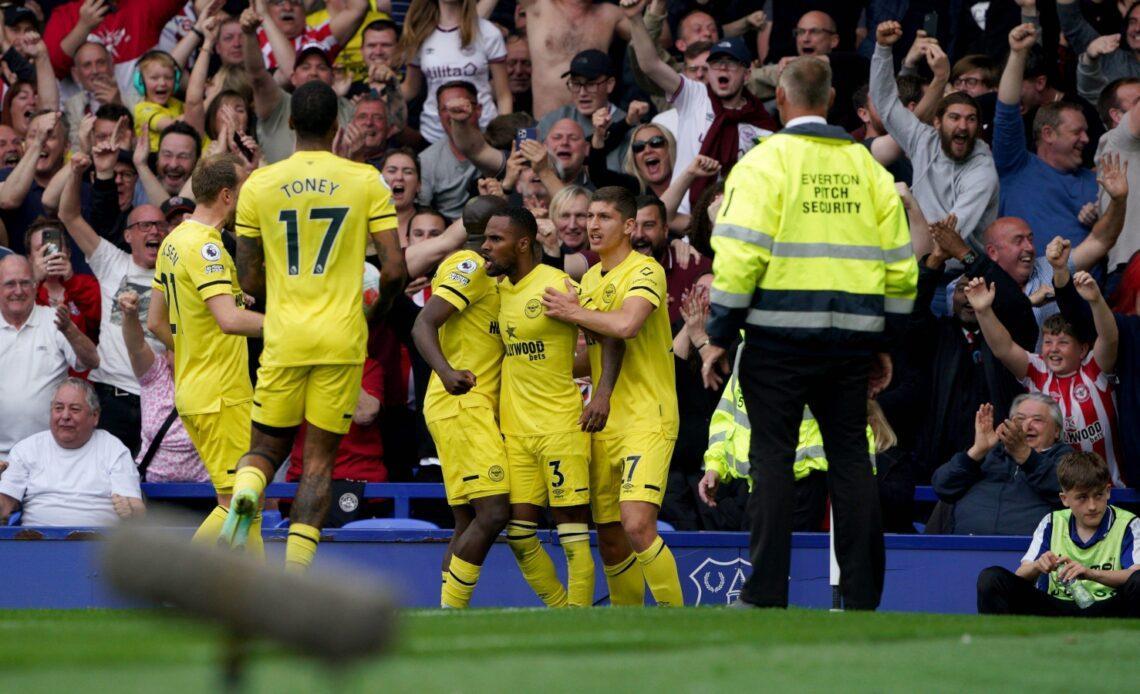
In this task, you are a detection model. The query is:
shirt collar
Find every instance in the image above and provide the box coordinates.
[783,115,827,129]
[1068,506,1115,549]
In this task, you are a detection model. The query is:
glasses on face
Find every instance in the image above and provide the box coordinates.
[708,58,744,72]
[267,0,298,6]
[566,78,609,93]
[631,135,666,153]
[126,220,168,232]
[114,169,137,181]
[953,76,984,89]
[794,27,835,38]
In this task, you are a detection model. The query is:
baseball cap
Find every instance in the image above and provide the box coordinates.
[161,196,196,221]
[4,6,40,31]
[296,41,332,66]
[560,49,612,80]
[707,37,751,66]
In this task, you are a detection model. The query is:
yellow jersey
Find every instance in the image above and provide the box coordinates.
[134,98,185,151]
[423,249,503,423]
[235,150,397,367]
[151,219,252,416]
[498,263,582,437]
[580,250,679,440]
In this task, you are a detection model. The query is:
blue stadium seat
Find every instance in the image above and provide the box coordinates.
[261,509,283,527]
[657,520,675,532]
[341,518,440,530]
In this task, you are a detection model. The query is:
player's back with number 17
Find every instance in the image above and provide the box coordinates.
[235,152,397,365]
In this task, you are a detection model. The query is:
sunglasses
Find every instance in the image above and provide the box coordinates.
[631,135,666,153]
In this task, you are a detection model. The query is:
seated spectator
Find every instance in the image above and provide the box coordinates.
[932,396,1067,535]
[26,220,100,341]
[965,269,1124,485]
[978,451,1140,617]
[1061,0,1140,101]
[0,378,144,526]
[0,254,98,459]
[996,24,1100,255]
[378,147,422,247]
[398,0,509,145]
[904,215,1037,477]
[117,291,207,484]
[873,22,999,245]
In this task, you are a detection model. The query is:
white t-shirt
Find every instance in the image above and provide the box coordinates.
[87,239,166,394]
[411,18,507,144]
[667,76,771,215]
[0,306,80,456]
[0,429,141,527]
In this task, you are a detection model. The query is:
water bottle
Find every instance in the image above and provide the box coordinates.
[1061,577,1096,609]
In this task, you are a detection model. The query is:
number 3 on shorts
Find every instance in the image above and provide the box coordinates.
[548,459,565,488]
[622,455,641,484]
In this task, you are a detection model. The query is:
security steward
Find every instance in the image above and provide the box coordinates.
[699,57,918,610]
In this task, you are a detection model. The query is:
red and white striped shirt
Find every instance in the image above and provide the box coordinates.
[1020,353,1123,486]
[256,21,341,71]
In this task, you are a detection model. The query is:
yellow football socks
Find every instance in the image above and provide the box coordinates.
[191,505,229,546]
[557,523,594,607]
[637,536,683,607]
[442,555,482,609]
[192,505,265,560]
[506,520,568,608]
[232,466,268,502]
[285,522,321,572]
[604,552,645,606]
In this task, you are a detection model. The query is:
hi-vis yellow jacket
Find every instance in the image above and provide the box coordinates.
[707,121,918,352]
[703,348,876,488]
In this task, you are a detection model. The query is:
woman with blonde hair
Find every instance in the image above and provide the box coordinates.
[398,0,511,144]
[623,122,676,198]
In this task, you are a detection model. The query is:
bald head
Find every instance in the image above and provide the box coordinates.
[796,11,839,56]
[983,217,1036,286]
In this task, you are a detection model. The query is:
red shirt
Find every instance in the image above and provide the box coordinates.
[46,0,185,77]
[35,274,101,341]
[286,358,387,482]
[257,21,342,71]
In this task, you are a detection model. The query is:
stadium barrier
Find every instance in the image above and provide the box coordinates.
[137,482,1140,516]
[0,527,1025,613]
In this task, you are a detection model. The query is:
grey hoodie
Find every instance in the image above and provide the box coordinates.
[870,44,999,246]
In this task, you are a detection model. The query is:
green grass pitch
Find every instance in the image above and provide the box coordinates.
[2,608,1139,692]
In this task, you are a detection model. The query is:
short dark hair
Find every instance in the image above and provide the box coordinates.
[1058,451,1112,492]
[1041,312,1084,342]
[95,102,133,129]
[896,75,925,108]
[1098,77,1140,128]
[205,90,256,141]
[435,80,478,105]
[463,195,509,237]
[411,205,447,229]
[683,40,713,60]
[363,18,398,38]
[160,120,202,154]
[191,153,242,204]
[485,112,534,150]
[491,207,538,242]
[24,216,66,256]
[934,91,980,121]
[590,186,636,221]
[635,194,666,222]
[291,80,339,139]
[950,54,999,89]
[1022,44,1050,81]
[1032,101,1084,146]
[377,146,420,178]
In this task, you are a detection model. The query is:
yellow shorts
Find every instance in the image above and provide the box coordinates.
[181,400,252,495]
[590,431,675,524]
[252,363,363,435]
[506,430,590,508]
[428,407,510,506]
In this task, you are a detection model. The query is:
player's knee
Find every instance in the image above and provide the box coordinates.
[621,515,657,549]
[976,566,1007,596]
[1120,570,1140,597]
[478,499,511,532]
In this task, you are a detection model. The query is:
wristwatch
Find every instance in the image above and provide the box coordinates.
[961,250,977,265]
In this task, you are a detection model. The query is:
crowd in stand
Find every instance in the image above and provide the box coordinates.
[2,0,1140,537]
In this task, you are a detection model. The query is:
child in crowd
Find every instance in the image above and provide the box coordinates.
[964,272,1123,485]
[978,452,1140,616]
[133,50,185,152]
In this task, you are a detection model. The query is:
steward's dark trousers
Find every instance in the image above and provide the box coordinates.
[737,345,885,610]
[977,566,1140,617]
